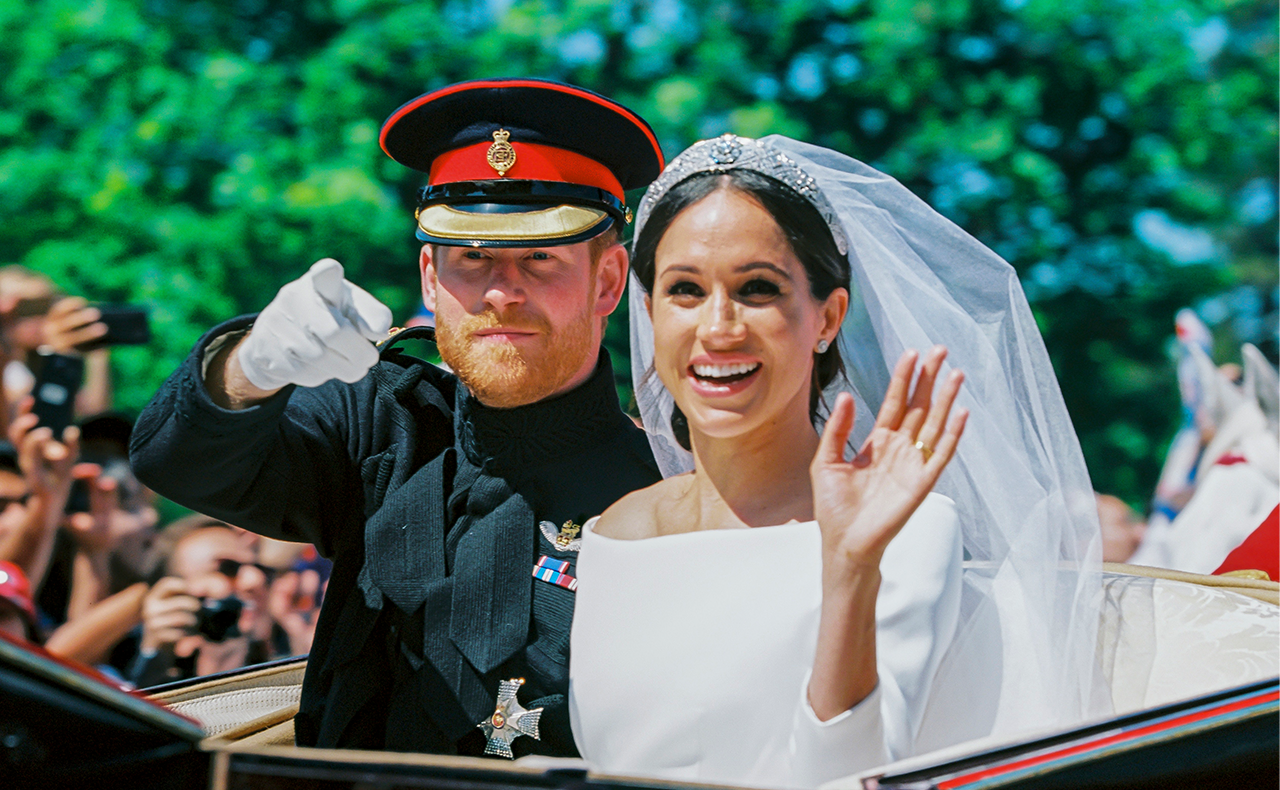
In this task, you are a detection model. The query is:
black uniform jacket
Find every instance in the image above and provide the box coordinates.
[130,316,661,756]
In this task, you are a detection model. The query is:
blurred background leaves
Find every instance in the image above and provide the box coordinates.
[0,0,1275,507]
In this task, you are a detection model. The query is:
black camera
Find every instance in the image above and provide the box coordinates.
[195,595,243,642]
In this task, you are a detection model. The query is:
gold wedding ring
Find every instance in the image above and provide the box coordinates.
[914,440,933,461]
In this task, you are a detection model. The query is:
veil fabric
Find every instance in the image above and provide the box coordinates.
[628,135,1111,749]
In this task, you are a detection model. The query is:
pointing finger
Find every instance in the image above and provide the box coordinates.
[346,285,394,342]
[308,258,392,341]
[307,259,348,309]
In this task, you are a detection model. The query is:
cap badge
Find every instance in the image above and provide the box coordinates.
[478,678,543,758]
[539,519,582,552]
[486,129,517,177]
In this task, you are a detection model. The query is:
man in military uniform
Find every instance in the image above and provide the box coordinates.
[130,79,664,757]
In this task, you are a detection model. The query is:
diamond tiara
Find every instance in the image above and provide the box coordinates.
[635,134,849,256]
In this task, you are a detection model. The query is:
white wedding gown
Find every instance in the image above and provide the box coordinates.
[568,493,963,789]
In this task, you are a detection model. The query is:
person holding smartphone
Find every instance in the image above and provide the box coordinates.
[0,266,115,430]
[0,403,80,617]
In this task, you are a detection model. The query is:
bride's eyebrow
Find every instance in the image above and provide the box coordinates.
[737,262,791,279]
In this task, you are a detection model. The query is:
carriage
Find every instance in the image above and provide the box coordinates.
[2,560,1275,790]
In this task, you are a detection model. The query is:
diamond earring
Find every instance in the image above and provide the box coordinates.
[816,339,830,353]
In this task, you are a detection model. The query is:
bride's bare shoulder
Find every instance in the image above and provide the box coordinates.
[593,474,693,541]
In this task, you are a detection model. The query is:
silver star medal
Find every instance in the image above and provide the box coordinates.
[479,678,543,758]
[539,519,582,552]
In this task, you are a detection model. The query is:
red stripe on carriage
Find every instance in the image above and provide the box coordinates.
[937,689,1279,789]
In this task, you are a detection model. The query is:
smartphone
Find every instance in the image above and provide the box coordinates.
[79,304,151,350]
[31,352,85,436]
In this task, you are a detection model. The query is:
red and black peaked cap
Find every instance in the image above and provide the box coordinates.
[380,78,664,248]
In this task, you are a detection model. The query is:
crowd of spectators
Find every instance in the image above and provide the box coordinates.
[0,265,329,688]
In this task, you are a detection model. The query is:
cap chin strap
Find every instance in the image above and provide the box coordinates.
[419,180,627,218]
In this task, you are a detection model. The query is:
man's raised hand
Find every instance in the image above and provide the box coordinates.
[236,259,394,391]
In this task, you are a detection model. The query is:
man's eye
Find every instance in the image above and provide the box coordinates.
[528,251,552,261]
[666,281,704,298]
[739,278,781,298]
[462,250,487,260]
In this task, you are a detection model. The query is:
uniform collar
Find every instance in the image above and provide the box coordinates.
[455,349,623,475]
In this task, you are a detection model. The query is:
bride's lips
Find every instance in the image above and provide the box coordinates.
[686,355,762,397]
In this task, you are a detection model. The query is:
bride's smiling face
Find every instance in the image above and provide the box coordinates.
[649,187,845,444]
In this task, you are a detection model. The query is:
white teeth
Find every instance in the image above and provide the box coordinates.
[692,362,760,378]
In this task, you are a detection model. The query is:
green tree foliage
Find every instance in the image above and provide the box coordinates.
[0,0,1275,506]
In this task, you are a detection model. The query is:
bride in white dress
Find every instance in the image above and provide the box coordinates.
[568,136,1110,789]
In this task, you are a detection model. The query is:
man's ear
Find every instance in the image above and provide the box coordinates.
[419,245,438,312]
[593,242,629,318]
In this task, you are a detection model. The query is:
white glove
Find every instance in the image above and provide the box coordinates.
[237,258,394,390]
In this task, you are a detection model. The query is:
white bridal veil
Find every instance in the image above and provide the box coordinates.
[628,135,1111,751]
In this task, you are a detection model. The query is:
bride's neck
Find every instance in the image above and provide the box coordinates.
[687,403,821,529]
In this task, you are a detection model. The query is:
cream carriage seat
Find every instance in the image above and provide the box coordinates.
[148,658,305,747]
[910,562,1279,756]
[1097,563,1279,715]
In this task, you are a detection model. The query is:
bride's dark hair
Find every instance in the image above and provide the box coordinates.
[631,169,851,451]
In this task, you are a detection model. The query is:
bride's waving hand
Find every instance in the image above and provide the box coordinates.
[813,346,967,570]
[808,346,967,721]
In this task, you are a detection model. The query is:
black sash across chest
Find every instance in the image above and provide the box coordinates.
[357,362,622,729]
